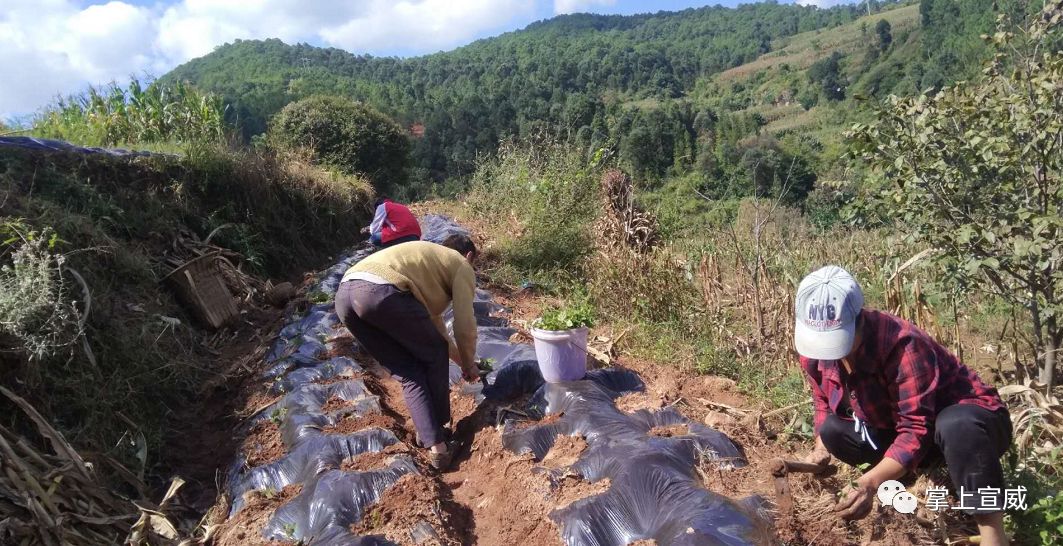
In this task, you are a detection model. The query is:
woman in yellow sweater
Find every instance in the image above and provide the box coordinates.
[335,234,480,470]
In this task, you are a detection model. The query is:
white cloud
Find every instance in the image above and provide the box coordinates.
[0,0,583,120]
[155,0,371,63]
[554,0,617,15]
[320,0,536,55]
[0,1,160,118]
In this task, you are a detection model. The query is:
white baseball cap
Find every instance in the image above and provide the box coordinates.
[794,265,864,360]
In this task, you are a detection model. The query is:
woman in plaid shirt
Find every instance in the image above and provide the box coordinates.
[795,266,1011,545]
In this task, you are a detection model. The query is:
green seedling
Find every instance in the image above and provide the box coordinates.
[263,486,277,499]
[269,407,288,426]
[367,507,384,529]
[477,358,495,372]
[308,291,332,304]
[282,522,297,539]
[836,463,872,498]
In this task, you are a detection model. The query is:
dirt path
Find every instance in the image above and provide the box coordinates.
[161,305,289,512]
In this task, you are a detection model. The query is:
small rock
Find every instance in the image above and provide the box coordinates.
[702,376,736,391]
[703,411,737,428]
[410,520,439,543]
[266,282,295,307]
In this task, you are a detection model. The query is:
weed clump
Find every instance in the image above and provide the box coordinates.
[468,140,598,282]
[0,226,82,364]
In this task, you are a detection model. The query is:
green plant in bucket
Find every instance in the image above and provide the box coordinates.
[532,301,595,331]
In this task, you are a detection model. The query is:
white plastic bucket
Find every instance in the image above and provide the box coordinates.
[530,326,589,383]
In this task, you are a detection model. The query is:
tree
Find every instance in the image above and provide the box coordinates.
[269,95,410,194]
[849,3,1063,387]
[808,51,846,101]
[875,19,892,51]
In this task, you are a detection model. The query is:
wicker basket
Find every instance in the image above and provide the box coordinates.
[162,251,239,329]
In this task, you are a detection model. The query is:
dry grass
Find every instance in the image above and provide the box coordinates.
[0,386,136,545]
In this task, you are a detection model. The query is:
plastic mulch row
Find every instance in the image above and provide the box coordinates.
[220,215,772,545]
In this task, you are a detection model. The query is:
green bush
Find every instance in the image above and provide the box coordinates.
[269,95,410,195]
[1005,448,1063,546]
[803,182,853,230]
[468,141,598,279]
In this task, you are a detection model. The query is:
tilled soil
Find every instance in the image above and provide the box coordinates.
[647,423,690,438]
[614,391,665,413]
[541,434,588,468]
[554,475,611,509]
[242,420,286,468]
[320,395,356,413]
[516,411,563,429]
[339,444,411,472]
[321,411,397,434]
[213,484,304,546]
[444,396,564,546]
[351,473,471,545]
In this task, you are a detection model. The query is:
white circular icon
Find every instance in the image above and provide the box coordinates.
[877,480,906,506]
[892,491,918,514]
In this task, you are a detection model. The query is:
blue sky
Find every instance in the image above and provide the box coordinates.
[1,0,852,120]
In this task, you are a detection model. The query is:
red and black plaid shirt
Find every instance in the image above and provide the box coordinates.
[800,309,1004,470]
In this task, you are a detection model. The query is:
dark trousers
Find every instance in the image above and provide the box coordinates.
[820,405,1012,512]
[335,280,451,447]
[371,234,420,248]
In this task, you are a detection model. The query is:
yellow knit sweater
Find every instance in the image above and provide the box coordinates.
[346,241,477,369]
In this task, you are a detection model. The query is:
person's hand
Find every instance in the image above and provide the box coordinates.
[460,363,480,383]
[804,435,831,468]
[834,478,876,520]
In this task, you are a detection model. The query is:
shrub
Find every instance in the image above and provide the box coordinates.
[467,140,597,279]
[586,246,695,325]
[269,95,410,196]
[849,4,1063,385]
[0,226,81,364]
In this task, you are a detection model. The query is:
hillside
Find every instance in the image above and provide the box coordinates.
[157,0,1009,203]
[162,1,987,189]
[2,0,1060,543]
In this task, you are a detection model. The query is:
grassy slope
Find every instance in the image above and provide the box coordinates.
[698,4,921,145]
[718,4,920,81]
[0,145,372,483]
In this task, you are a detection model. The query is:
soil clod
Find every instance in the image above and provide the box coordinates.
[351,474,470,545]
[322,411,396,435]
[243,420,286,468]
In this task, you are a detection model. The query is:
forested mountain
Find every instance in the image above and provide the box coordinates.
[160,0,997,196]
